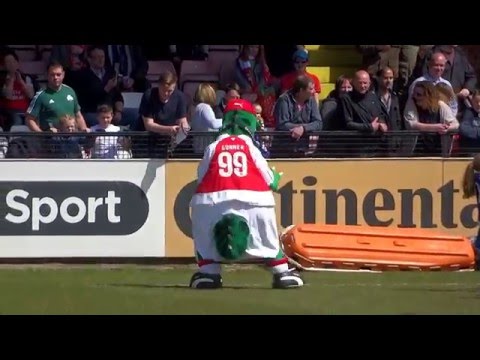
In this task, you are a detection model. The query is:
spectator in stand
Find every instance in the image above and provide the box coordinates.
[320,75,353,157]
[338,70,388,132]
[87,104,130,159]
[74,46,126,127]
[320,75,352,130]
[51,45,88,71]
[234,45,278,128]
[273,75,322,156]
[337,70,388,156]
[435,82,458,118]
[102,45,150,92]
[404,52,458,121]
[280,49,321,105]
[0,51,36,130]
[404,81,458,155]
[458,90,480,155]
[213,82,241,119]
[253,102,271,156]
[50,45,88,91]
[414,45,477,98]
[410,45,434,78]
[135,70,188,158]
[50,114,85,159]
[373,67,405,155]
[408,52,453,98]
[374,67,403,129]
[25,60,87,133]
[139,70,188,134]
[254,103,265,130]
[190,83,222,154]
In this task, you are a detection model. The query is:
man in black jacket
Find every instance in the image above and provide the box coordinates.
[74,46,124,127]
[374,67,406,155]
[338,70,389,156]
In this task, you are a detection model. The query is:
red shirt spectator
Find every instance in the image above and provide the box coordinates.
[0,75,32,111]
[0,52,35,112]
[280,49,321,103]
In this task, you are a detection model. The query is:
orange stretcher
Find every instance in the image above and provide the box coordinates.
[280,224,476,271]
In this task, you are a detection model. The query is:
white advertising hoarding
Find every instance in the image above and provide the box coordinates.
[0,160,166,257]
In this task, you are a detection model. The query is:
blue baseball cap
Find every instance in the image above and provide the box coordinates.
[293,49,309,61]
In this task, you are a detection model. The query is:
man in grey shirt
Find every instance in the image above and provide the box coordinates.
[273,75,323,156]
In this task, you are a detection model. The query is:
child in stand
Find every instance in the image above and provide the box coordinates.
[462,153,480,269]
[253,103,271,157]
[254,103,265,130]
[50,115,85,158]
[88,104,131,159]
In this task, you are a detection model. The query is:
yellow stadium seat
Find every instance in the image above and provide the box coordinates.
[308,66,356,83]
[319,83,335,100]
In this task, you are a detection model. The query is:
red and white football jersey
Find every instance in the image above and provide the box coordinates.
[191,134,275,206]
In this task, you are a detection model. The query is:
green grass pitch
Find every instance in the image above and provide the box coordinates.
[0,264,478,315]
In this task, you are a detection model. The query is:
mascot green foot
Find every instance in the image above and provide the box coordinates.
[189,214,304,289]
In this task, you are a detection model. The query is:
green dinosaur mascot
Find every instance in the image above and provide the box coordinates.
[189,98,304,289]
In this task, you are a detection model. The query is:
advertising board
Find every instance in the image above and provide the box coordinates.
[0,160,166,257]
[164,158,476,257]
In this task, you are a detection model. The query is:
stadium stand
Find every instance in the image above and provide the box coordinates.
[305,45,361,100]
[2,44,480,159]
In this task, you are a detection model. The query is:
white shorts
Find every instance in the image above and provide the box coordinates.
[191,200,280,262]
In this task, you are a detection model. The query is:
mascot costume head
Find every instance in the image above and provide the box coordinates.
[213,99,264,260]
[219,98,260,138]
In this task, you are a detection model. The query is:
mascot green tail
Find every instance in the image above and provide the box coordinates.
[212,99,283,260]
[213,214,250,260]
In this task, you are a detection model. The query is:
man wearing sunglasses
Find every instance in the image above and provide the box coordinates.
[280,49,321,105]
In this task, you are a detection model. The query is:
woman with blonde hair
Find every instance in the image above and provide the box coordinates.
[403,81,458,155]
[462,153,480,266]
[462,154,480,200]
[50,114,85,158]
[435,82,458,117]
[190,83,223,154]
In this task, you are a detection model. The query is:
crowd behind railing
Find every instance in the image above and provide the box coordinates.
[1,44,480,163]
[0,130,475,160]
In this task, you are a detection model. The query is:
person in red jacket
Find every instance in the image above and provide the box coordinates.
[189,99,304,289]
[280,49,321,105]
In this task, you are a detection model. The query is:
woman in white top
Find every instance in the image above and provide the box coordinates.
[190,83,222,154]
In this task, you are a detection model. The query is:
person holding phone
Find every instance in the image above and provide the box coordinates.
[73,46,124,127]
[0,51,35,130]
[104,45,149,92]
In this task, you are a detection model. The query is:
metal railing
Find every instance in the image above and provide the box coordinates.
[0,130,477,159]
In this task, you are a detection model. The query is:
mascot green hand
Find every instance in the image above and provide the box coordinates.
[270,166,283,192]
